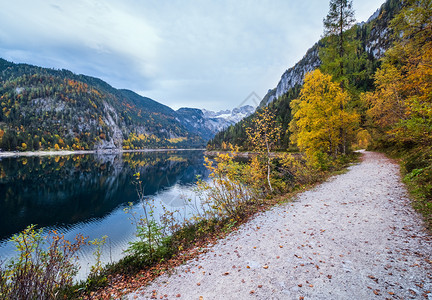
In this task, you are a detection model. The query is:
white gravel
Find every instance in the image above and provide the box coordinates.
[127,151,432,300]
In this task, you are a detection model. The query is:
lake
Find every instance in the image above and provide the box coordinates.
[0,150,208,280]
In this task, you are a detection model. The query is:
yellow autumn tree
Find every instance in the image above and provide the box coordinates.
[364,0,432,145]
[245,107,281,193]
[290,69,359,160]
[362,64,406,140]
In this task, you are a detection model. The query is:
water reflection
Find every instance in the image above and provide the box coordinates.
[0,150,207,242]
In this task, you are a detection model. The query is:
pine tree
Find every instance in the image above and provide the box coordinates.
[323,0,355,57]
[322,0,356,81]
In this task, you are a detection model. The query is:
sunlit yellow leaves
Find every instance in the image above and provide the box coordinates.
[245,107,281,192]
[245,107,281,154]
[197,146,257,219]
[365,0,432,145]
[167,137,187,144]
[363,64,405,130]
[354,129,372,150]
[20,142,27,151]
[290,70,359,158]
[248,155,266,189]
[123,132,163,150]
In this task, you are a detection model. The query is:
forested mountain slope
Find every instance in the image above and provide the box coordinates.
[0,58,206,151]
[208,0,402,150]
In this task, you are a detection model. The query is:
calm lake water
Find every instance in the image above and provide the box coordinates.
[0,150,208,280]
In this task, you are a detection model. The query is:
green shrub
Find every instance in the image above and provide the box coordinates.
[0,225,86,300]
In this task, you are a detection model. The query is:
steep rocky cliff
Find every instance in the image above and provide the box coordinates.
[210,0,403,150]
[261,44,321,105]
[261,0,402,106]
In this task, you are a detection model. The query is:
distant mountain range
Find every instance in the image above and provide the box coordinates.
[177,105,255,141]
[0,58,254,151]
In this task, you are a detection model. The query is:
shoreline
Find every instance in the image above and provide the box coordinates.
[127,151,432,299]
[0,148,206,158]
[204,150,301,158]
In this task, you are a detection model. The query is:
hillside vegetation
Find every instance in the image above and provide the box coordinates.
[1,1,430,298]
[210,0,432,226]
[0,59,205,151]
[208,0,402,150]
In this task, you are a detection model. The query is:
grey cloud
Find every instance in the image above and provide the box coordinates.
[0,0,385,110]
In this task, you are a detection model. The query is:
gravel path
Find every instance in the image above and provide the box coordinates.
[128,151,432,299]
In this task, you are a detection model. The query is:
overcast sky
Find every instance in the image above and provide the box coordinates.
[0,0,385,111]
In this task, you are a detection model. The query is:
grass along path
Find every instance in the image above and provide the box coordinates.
[127,151,432,299]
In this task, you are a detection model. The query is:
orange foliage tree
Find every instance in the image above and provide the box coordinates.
[364,0,432,145]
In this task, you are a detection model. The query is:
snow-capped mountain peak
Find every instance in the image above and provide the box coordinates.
[176,105,255,141]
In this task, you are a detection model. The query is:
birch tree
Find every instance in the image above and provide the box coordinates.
[245,107,281,193]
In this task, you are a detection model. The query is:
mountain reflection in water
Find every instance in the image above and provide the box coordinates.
[0,150,207,241]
